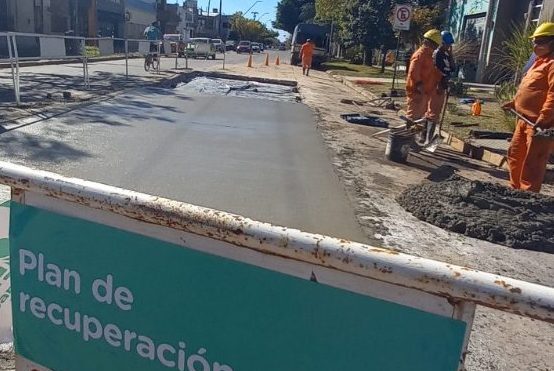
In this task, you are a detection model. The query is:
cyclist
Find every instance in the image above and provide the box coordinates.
[144,21,162,56]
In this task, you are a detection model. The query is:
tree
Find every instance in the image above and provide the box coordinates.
[343,0,395,65]
[230,13,279,43]
[273,0,316,34]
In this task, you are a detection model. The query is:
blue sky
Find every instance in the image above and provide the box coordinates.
[168,0,289,40]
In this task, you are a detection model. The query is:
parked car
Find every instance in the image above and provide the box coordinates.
[186,38,217,59]
[279,43,286,51]
[163,34,186,56]
[251,43,261,53]
[225,40,237,51]
[210,39,225,53]
[236,41,252,54]
[259,43,265,52]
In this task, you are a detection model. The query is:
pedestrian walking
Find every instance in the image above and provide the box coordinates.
[300,39,315,76]
[405,29,443,143]
[503,22,554,193]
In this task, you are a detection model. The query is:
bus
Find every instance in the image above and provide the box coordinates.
[290,23,331,67]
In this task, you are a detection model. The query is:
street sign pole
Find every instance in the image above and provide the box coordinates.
[391,4,412,96]
[391,31,401,94]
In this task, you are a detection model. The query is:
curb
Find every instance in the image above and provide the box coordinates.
[339,77,378,101]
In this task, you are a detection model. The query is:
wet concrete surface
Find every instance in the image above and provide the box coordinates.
[0,85,367,242]
[398,175,554,253]
[176,77,299,102]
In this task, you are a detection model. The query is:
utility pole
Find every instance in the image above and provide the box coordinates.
[219,0,222,38]
[252,11,258,20]
[207,0,211,16]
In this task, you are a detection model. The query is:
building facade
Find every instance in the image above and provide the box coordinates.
[124,0,157,39]
[448,0,554,83]
[0,0,125,38]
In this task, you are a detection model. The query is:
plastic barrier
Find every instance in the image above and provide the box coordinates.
[0,161,552,371]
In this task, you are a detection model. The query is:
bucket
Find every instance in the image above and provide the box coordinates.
[385,127,414,163]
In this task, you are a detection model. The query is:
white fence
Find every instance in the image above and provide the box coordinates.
[0,32,207,106]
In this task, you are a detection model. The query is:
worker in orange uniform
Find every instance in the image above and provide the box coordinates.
[503,22,554,193]
[406,29,443,144]
[300,39,315,76]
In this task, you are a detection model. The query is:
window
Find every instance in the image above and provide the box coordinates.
[531,0,543,26]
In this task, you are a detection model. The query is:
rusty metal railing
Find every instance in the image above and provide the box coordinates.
[0,161,552,323]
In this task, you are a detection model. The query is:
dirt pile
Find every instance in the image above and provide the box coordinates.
[397,176,554,253]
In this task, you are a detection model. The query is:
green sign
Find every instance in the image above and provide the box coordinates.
[10,202,466,371]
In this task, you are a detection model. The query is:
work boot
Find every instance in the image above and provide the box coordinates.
[306,69,310,76]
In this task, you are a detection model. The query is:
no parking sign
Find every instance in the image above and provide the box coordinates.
[393,4,412,31]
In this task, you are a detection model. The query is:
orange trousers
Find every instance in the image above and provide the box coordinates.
[302,56,313,68]
[508,120,554,192]
[406,90,444,123]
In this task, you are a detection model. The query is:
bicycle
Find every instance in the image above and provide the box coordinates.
[144,52,160,72]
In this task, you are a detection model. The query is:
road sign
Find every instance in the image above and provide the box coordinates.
[10,201,467,371]
[393,4,412,31]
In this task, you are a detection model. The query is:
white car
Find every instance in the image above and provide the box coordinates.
[251,43,261,53]
[210,39,225,53]
[187,38,216,59]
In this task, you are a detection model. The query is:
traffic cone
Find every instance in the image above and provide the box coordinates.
[275,55,280,66]
[264,53,269,66]
[471,99,482,116]
[247,54,253,68]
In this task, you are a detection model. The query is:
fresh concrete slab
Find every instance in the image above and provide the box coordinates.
[0,86,367,242]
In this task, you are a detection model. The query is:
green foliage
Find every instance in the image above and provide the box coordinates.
[490,23,535,84]
[84,46,100,57]
[449,78,467,97]
[343,0,395,50]
[495,82,518,131]
[273,0,315,34]
[230,13,279,43]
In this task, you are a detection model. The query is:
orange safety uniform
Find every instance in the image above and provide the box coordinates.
[508,55,554,192]
[300,42,314,68]
[406,44,443,123]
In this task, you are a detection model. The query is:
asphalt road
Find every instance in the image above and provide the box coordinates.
[0,83,367,242]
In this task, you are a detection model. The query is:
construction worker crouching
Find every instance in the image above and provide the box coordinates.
[503,22,554,193]
[405,29,444,144]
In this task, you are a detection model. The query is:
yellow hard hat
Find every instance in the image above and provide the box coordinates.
[423,29,442,45]
[531,22,554,38]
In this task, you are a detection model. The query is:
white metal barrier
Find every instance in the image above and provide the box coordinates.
[0,32,183,106]
[0,161,552,370]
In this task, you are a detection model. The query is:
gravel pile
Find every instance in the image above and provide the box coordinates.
[397,176,554,253]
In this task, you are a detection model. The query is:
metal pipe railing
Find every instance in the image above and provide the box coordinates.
[0,161,552,323]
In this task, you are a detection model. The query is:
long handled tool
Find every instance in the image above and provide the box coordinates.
[510,109,554,141]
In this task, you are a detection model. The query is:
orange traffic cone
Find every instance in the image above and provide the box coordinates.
[247,54,253,68]
[471,99,482,116]
[264,53,269,66]
[275,55,280,66]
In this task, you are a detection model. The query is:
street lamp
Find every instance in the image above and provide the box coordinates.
[258,13,269,22]
[244,1,261,16]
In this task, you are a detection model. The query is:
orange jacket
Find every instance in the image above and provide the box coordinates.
[300,42,314,60]
[406,45,442,95]
[514,55,554,128]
